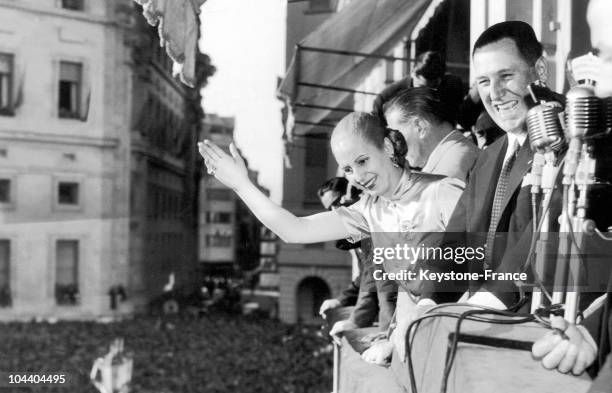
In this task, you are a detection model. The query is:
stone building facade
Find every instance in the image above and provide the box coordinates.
[0,0,213,319]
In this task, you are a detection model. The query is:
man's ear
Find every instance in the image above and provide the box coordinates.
[414,118,430,138]
[535,56,548,83]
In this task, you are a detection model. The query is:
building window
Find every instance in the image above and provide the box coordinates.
[58,181,79,205]
[260,257,277,272]
[308,0,332,13]
[58,61,82,119]
[208,189,232,201]
[0,53,13,115]
[305,138,327,168]
[61,0,84,11]
[55,240,79,305]
[206,231,232,247]
[260,241,277,256]
[206,211,232,223]
[0,240,11,307]
[0,179,10,203]
[303,137,328,206]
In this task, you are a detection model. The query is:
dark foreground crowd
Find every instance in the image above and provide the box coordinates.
[0,314,332,393]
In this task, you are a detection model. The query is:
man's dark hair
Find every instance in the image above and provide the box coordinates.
[317,177,348,198]
[383,87,456,126]
[317,177,361,205]
[473,21,543,65]
[413,51,445,81]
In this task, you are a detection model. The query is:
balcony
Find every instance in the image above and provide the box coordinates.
[327,305,592,393]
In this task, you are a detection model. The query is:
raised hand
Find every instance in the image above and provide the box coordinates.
[198,140,250,191]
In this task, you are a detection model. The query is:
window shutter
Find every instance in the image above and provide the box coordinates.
[60,62,81,81]
[12,69,25,111]
[0,55,10,73]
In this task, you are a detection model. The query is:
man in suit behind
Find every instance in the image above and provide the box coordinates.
[384,87,479,183]
[355,88,478,365]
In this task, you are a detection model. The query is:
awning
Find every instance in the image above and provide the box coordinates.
[278,0,434,135]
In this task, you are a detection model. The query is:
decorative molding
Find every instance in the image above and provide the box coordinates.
[58,27,89,44]
[0,130,119,148]
[131,143,186,174]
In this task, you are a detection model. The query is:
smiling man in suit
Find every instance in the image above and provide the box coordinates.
[385,22,554,361]
[419,21,550,308]
[461,21,556,308]
[420,20,552,316]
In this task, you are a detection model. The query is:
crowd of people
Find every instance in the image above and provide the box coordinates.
[1,313,333,393]
[198,0,612,388]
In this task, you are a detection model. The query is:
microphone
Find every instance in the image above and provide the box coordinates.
[561,86,603,322]
[526,101,565,154]
[603,96,612,134]
[526,84,565,194]
[525,85,566,312]
[563,85,602,184]
[565,85,602,139]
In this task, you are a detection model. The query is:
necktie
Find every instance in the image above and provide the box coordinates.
[484,140,520,268]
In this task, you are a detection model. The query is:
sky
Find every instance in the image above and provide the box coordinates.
[199,0,287,202]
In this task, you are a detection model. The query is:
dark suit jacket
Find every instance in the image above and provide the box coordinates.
[479,158,612,308]
[348,238,397,330]
[335,241,367,307]
[336,278,359,307]
[583,276,612,380]
[587,353,612,393]
[422,134,540,303]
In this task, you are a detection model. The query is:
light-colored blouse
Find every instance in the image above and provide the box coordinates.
[335,169,464,245]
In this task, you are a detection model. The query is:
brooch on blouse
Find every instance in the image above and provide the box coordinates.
[400,220,419,243]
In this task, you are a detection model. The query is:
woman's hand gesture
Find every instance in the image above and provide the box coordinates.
[198,140,250,191]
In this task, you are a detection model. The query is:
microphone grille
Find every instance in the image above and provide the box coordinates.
[527,104,564,153]
[603,96,612,134]
[566,86,602,138]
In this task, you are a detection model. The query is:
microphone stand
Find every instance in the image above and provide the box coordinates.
[530,152,545,312]
[530,151,560,312]
[552,138,580,307]
[555,83,601,322]
[525,86,566,313]
[564,144,596,323]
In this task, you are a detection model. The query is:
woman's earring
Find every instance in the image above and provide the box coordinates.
[390,155,399,168]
